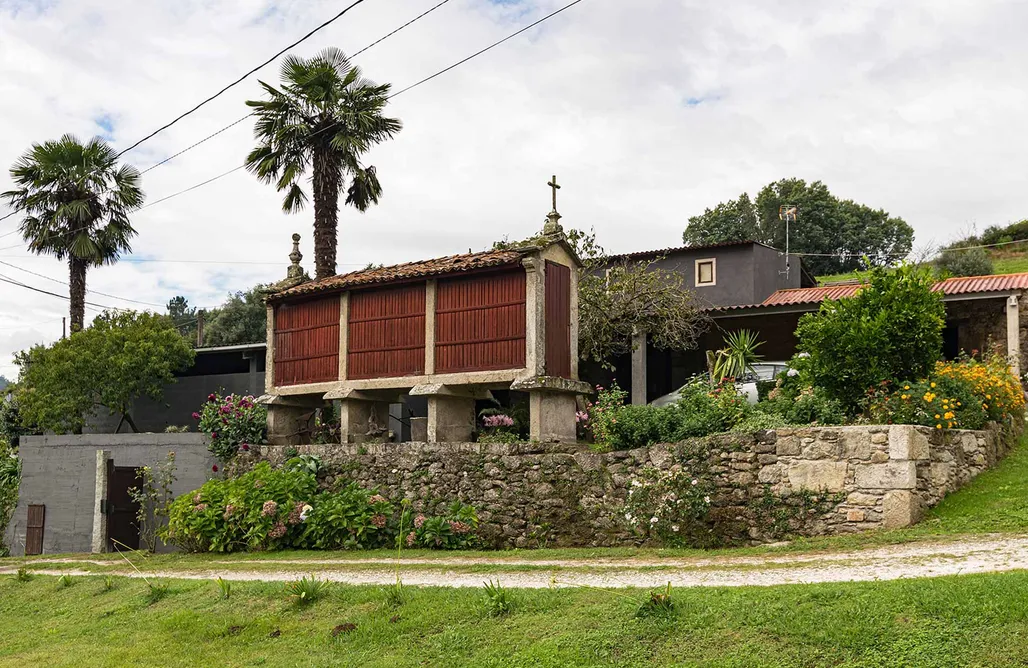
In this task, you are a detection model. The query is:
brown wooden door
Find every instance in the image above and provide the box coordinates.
[107,465,141,551]
[545,261,572,379]
[25,504,45,555]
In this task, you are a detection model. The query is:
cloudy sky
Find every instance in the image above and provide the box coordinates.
[0,0,1025,378]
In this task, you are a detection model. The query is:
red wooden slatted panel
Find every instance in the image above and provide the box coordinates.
[436,269,526,373]
[25,504,45,556]
[545,261,572,378]
[348,283,426,379]
[274,296,340,386]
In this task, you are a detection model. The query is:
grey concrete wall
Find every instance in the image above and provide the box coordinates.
[86,372,265,434]
[5,434,215,556]
[751,244,803,302]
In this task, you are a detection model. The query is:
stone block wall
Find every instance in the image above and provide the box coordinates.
[252,423,1017,548]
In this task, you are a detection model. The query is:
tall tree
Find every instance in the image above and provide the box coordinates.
[201,285,269,347]
[2,135,143,331]
[682,178,914,275]
[245,48,402,278]
[166,295,199,343]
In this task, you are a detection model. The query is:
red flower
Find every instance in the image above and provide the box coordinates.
[241,443,250,451]
[212,464,219,472]
[191,412,200,420]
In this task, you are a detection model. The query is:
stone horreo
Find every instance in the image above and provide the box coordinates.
[259,205,590,445]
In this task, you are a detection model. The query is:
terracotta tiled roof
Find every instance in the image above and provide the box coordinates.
[269,248,527,300]
[754,271,1028,309]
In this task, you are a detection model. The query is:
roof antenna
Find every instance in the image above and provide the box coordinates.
[778,205,797,280]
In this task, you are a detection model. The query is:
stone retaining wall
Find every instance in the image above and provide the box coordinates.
[253,423,1018,548]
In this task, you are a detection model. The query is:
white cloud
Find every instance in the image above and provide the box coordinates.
[1,0,1026,377]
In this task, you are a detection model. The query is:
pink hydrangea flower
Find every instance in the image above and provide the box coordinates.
[406,531,416,547]
[370,514,387,528]
[261,500,278,517]
[414,514,426,529]
[268,522,287,539]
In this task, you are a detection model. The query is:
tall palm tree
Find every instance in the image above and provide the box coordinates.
[2,135,143,332]
[245,48,402,279]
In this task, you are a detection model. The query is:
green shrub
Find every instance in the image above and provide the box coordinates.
[0,438,20,556]
[795,265,945,414]
[483,580,515,617]
[869,377,985,430]
[623,467,713,547]
[934,246,993,278]
[405,502,479,550]
[730,411,789,433]
[195,393,267,462]
[285,575,329,606]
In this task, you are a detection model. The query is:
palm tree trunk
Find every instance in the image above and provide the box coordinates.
[312,146,341,279]
[68,255,87,332]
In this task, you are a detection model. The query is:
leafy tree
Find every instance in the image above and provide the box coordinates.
[12,311,194,433]
[681,193,757,246]
[166,296,199,342]
[682,178,914,275]
[795,265,945,413]
[202,285,269,347]
[245,48,402,278]
[2,135,144,331]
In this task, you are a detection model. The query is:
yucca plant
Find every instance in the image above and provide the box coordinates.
[712,329,764,382]
[285,575,329,606]
[217,577,232,600]
[483,580,514,617]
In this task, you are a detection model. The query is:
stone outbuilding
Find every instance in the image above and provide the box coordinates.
[260,213,590,444]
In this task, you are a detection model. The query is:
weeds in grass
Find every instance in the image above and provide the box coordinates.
[14,568,31,582]
[146,581,170,605]
[483,580,514,617]
[217,577,232,600]
[285,575,329,606]
[102,576,114,592]
[636,582,675,619]
[384,580,406,607]
[57,574,75,589]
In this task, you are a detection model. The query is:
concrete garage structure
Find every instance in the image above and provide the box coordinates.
[261,212,590,444]
[5,434,214,557]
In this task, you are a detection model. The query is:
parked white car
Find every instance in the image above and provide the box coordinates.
[649,362,790,407]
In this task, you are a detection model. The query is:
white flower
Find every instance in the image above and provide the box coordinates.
[625,513,633,521]
[650,516,659,524]
[631,479,642,487]
[787,368,799,377]
[704,496,711,503]
[671,525,680,533]
[691,479,698,486]
[391,469,398,473]
[299,504,313,522]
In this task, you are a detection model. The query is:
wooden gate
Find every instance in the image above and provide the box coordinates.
[25,504,45,556]
[107,464,141,551]
[545,261,572,378]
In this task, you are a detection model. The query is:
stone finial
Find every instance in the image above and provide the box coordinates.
[265,233,311,294]
[543,174,564,235]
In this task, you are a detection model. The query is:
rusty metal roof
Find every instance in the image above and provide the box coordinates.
[755,271,1028,308]
[270,248,527,301]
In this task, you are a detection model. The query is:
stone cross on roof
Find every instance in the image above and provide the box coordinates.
[543,174,563,235]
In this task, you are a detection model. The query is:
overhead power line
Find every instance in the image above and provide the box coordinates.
[115,0,370,158]
[119,0,589,211]
[0,273,125,311]
[0,260,167,307]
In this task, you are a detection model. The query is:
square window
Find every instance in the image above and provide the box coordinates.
[696,259,716,286]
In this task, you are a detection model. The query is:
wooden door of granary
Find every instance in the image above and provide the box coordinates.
[274,295,340,386]
[436,269,527,373]
[348,283,426,379]
[545,261,572,378]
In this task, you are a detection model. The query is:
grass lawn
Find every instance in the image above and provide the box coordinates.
[4,569,1028,667]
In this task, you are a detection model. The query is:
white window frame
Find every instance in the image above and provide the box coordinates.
[695,258,717,286]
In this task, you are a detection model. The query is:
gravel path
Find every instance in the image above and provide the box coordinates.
[6,536,1028,589]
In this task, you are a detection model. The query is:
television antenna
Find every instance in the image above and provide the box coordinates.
[779,205,798,280]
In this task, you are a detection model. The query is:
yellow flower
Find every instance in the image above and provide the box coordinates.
[904,386,910,390]
[934,414,940,419]
[931,382,936,388]
[936,424,942,429]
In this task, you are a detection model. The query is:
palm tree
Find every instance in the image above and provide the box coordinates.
[2,135,143,332]
[245,48,402,279]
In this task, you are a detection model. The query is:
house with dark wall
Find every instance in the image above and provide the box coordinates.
[582,241,815,403]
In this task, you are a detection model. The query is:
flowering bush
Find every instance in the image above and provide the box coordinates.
[404,502,479,550]
[623,467,713,547]
[195,393,267,462]
[869,355,1023,430]
[163,462,392,552]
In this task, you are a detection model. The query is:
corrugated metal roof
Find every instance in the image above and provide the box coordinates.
[270,248,527,301]
[757,272,1028,308]
[606,240,778,261]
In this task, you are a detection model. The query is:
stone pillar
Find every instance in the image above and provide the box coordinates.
[569,261,580,380]
[91,450,110,554]
[264,305,275,393]
[1007,295,1020,376]
[427,396,476,442]
[266,403,313,445]
[338,398,393,443]
[510,376,592,443]
[631,331,647,405]
[425,280,437,375]
[523,257,546,376]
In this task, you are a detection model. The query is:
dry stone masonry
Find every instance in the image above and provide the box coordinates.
[252,423,1017,548]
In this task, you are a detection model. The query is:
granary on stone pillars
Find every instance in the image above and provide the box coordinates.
[259,187,590,444]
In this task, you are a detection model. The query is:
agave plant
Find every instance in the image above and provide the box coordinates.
[712,329,764,382]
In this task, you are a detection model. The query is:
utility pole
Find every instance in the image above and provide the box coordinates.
[62,317,66,339]
[779,205,798,280]
[196,310,205,348]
